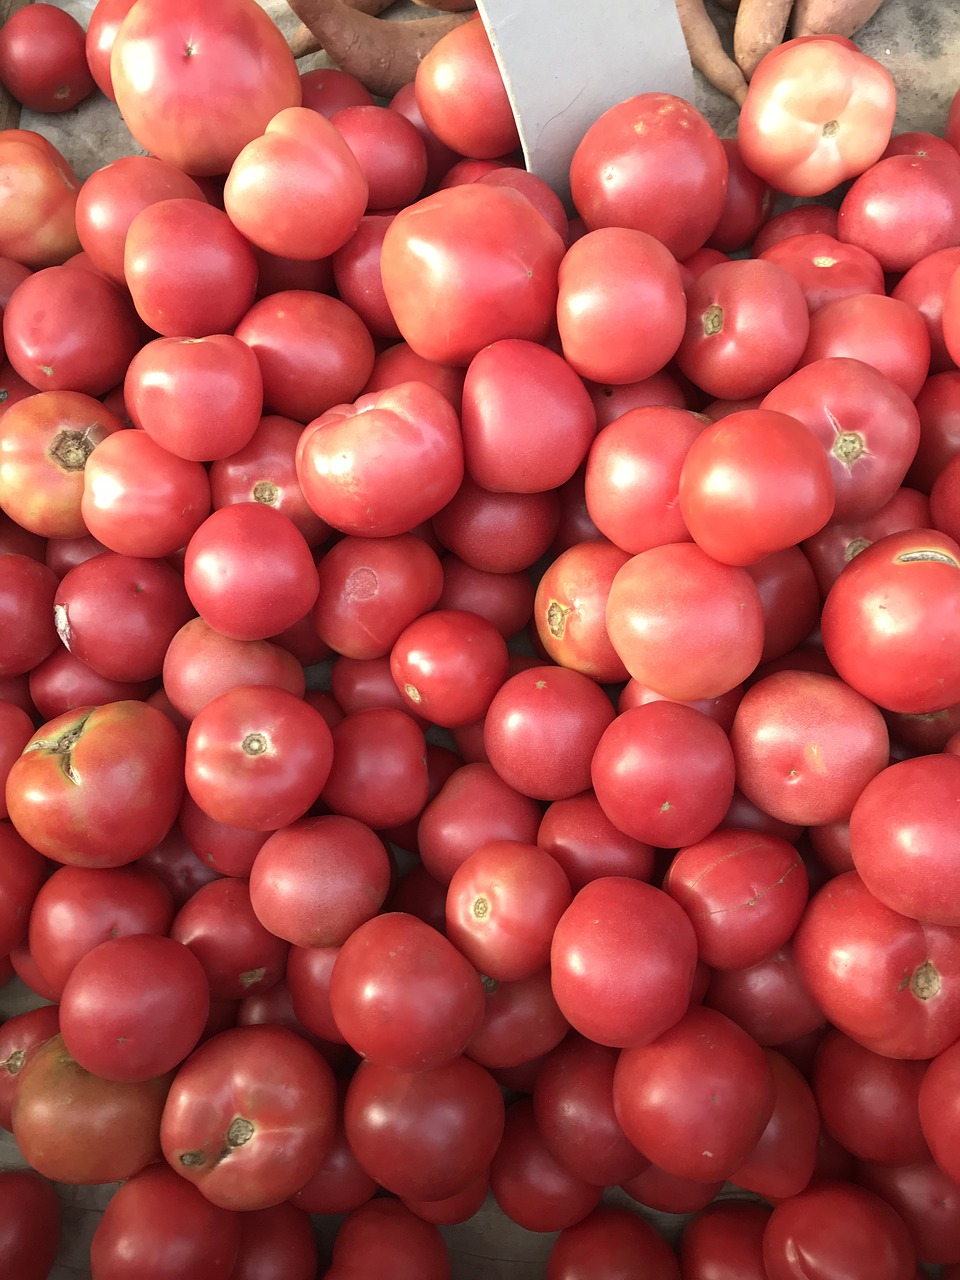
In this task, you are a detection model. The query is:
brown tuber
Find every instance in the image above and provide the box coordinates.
[792,0,885,37]
[734,0,793,79]
[285,0,473,97]
[675,0,749,104]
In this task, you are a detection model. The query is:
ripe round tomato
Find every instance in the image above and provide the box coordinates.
[330,1198,451,1280]
[320,706,428,829]
[679,1200,770,1280]
[163,618,305,722]
[799,292,931,401]
[537,790,655,891]
[390,607,509,728]
[432,476,560,573]
[534,540,630,683]
[110,0,301,176]
[0,130,81,268]
[551,877,697,1047]
[837,154,960,274]
[729,1049,819,1200]
[0,1169,61,1280]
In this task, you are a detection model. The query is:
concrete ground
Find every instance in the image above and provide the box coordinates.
[2,0,958,1276]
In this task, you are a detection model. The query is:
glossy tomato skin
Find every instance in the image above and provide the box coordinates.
[329,911,485,1071]
[329,103,426,211]
[679,1199,771,1280]
[761,1180,916,1280]
[794,870,960,1059]
[0,4,93,112]
[465,968,569,1070]
[798,292,931,401]
[12,1033,170,1185]
[856,1157,960,1267]
[170,877,288,1001]
[432,476,560,573]
[534,540,630,683]
[229,1201,317,1280]
[0,553,57,678]
[551,877,698,1048]
[380,184,565,366]
[110,0,301,176]
[163,618,305,722]
[738,37,897,197]
[537,790,655,891]
[344,1055,505,1201]
[837,154,960,275]
[614,1005,776,1183]
[0,1169,61,1280]
[570,92,728,260]
[758,232,885,315]
[184,504,320,643]
[330,1198,451,1280]
[160,1024,336,1211]
[0,129,81,269]
[320,706,428,830]
[89,1160,240,1280]
[0,1004,60,1131]
[6,700,184,868]
[621,1163,724,1215]
[390,608,509,728]
[0,823,46,959]
[893,248,960,375]
[297,381,464,537]
[729,1048,819,1200]
[820,528,960,714]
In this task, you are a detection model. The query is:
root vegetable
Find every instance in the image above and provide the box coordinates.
[409,0,477,9]
[288,0,395,60]
[675,0,749,105]
[734,0,793,79]
[792,0,884,37]
[285,0,472,98]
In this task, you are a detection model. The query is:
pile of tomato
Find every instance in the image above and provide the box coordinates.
[2,1,960,1277]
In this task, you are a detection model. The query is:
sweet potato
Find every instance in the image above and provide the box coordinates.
[675,0,749,105]
[734,0,793,78]
[285,0,472,97]
[409,0,477,9]
[288,0,395,59]
[792,0,884,37]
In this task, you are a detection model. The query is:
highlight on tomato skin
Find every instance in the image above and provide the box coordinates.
[0,4,955,1274]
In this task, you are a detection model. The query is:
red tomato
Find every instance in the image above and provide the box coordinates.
[320,706,428,829]
[837,155,960,274]
[798,293,931,401]
[330,104,427,211]
[0,1169,61,1280]
[605,543,765,700]
[820,528,960,714]
[185,684,333,832]
[84,0,137,101]
[297,381,464,537]
[794,870,960,1059]
[228,1201,317,1280]
[225,107,367,260]
[0,1006,60,1130]
[613,1005,776,1183]
[249,814,391,948]
[556,228,687,385]
[738,37,896,197]
[0,552,57,677]
[110,0,301,176]
[857,1158,960,1268]
[380,185,564,366]
[761,1180,916,1280]
[437,554,534,637]
[6,700,184,868]
[534,540,630,683]
[0,4,92,112]
[13,1032,170,1184]
[707,138,774,253]
[330,1199,451,1280]
[329,911,485,1070]
[89,1161,240,1280]
[753,203,839,254]
[570,92,728,260]
[551,877,697,1048]
[679,1199,771,1280]
[390,608,509,728]
[0,822,45,958]
[432,476,560,573]
[537,790,655,891]
[301,66,373,116]
[621,1163,724,1215]
[729,1049,819,1200]
[893,248,960,374]
[163,618,305,722]
[0,129,80,268]
[465,967,569,1070]
[160,1024,337,1211]
[759,232,885,314]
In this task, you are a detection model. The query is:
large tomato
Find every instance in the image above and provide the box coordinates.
[738,37,897,197]
[160,1025,337,1211]
[0,130,80,268]
[6,701,184,867]
[110,0,301,176]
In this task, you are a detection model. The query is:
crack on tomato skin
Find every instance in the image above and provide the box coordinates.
[896,550,960,567]
[23,712,92,787]
[845,537,871,562]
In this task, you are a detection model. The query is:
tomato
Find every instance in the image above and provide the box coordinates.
[0,130,80,268]
[329,911,484,1070]
[605,544,765,700]
[413,15,517,160]
[13,1032,169,1184]
[169,875,287,1000]
[820,528,960,715]
[676,260,810,401]
[138,820,223,907]
[54,551,194,683]
[837,155,960,274]
[329,1199,451,1280]
[228,1201,317,1280]
[389,608,508,727]
[761,1180,916,1280]
[0,1005,59,1125]
[551,877,697,1048]
[893,248,960,374]
[592,701,735,847]
[160,1024,336,1211]
[0,822,45,960]
[163,619,304,723]
[812,1029,928,1166]
[380,185,564,366]
[4,266,142,396]
[679,409,835,565]
[249,814,391,948]
[483,665,615,801]
[737,37,897,197]
[110,0,301,176]
[0,553,57,677]
[622,1163,724,1215]
[302,66,374,116]
[184,504,320,643]
[292,1100,376,1215]
[297,381,464,537]
[329,104,427,211]
[758,232,885,314]
[465,967,568,1070]
[556,228,687,385]
[489,1097,602,1232]
[59,934,209,1082]
[225,107,366,260]
[344,1055,505,1200]
[533,540,630,682]
[432,476,560,573]
[28,862,174,995]
[570,92,728,260]
[537,790,654,891]
[84,0,138,101]
[6,700,183,868]
[679,1199,771,1280]
[0,1169,61,1280]
[330,214,403,341]
[794,870,960,1059]
[89,1161,240,1280]
[729,1049,819,1200]
[799,293,931,401]
[320,706,428,829]
[856,1158,960,1266]
[389,80,458,193]
[731,670,889,825]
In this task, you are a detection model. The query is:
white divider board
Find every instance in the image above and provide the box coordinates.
[475,0,696,208]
